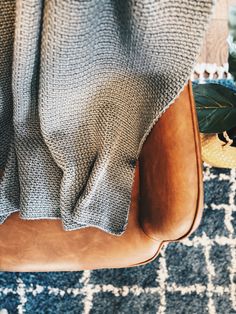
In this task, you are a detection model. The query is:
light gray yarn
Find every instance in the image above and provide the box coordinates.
[0,0,216,235]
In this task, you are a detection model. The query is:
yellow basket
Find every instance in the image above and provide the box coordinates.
[200,132,236,169]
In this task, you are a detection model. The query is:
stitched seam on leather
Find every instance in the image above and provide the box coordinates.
[129,241,164,267]
[139,220,161,242]
[174,81,203,242]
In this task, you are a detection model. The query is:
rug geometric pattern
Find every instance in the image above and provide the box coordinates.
[0,164,235,314]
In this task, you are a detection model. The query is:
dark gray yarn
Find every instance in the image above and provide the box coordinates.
[0,0,216,235]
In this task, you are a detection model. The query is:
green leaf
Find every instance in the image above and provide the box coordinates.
[228,53,236,80]
[193,83,236,133]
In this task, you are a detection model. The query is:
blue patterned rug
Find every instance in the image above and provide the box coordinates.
[0,164,235,314]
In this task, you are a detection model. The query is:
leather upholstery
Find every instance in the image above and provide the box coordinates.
[139,81,203,241]
[0,81,203,271]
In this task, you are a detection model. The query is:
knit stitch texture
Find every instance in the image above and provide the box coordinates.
[0,0,216,235]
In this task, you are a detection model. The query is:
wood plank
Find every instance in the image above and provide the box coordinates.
[205,19,228,64]
[228,0,236,6]
[197,0,230,65]
[213,0,228,19]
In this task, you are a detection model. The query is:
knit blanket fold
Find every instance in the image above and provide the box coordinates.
[0,0,216,235]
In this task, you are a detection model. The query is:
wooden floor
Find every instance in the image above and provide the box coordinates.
[197,0,236,65]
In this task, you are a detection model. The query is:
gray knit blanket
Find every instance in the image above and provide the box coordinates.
[0,0,216,235]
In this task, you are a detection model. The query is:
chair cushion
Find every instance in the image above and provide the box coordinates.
[0,81,203,271]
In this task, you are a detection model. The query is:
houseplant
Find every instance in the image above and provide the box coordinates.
[192,8,236,168]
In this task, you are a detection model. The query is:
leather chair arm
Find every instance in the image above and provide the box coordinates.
[138,81,204,242]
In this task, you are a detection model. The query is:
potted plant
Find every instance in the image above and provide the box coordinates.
[193,5,236,168]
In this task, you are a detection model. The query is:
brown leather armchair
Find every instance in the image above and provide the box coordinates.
[0,80,203,272]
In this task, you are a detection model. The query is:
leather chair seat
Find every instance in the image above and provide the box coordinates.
[0,81,203,271]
